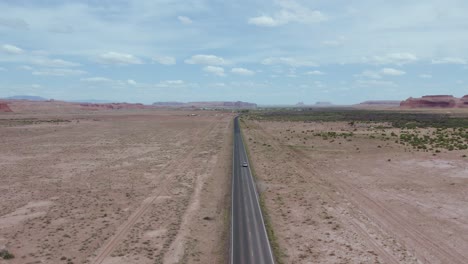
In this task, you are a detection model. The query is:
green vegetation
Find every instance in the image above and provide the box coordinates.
[245,109,468,152]
[313,131,354,140]
[0,249,15,260]
[399,128,468,151]
[247,109,468,129]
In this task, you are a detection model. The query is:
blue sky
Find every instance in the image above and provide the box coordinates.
[1,0,467,104]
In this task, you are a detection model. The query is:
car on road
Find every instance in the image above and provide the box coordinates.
[242,162,248,167]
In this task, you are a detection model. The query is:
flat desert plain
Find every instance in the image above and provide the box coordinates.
[0,110,233,264]
[242,117,468,264]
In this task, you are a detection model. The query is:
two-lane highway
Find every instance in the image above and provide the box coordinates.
[231,116,275,264]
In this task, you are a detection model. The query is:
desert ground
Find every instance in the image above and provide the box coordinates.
[241,112,468,264]
[0,110,233,264]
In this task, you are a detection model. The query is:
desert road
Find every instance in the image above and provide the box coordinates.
[231,116,275,264]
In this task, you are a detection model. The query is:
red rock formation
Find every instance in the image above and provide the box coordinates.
[0,102,13,112]
[461,95,468,107]
[400,95,467,108]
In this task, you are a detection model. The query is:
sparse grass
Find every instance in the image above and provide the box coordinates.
[240,113,467,263]
[246,109,468,129]
[221,119,235,264]
[0,118,71,127]
[399,128,467,151]
[313,131,354,140]
[246,109,468,153]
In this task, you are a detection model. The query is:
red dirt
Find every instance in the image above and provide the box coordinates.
[0,103,12,112]
[0,110,233,264]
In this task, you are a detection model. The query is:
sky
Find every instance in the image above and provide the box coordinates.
[1,0,468,105]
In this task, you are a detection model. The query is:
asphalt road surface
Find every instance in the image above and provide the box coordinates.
[231,116,275,264]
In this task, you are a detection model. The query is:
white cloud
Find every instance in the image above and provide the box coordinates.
[381,68,406,76]
[32,58,80,67]
[155,80,186,88]
[98,52,143,65]
[248,16,278,27]
[0,67,6,71]
[419,74,432,79]
[185,54,227,65]
[2,0,468,104]
[81,77,133,88]
[33,68,86,76]
[0,17,29,30]
[365,53,418,65]
[31,84,41,88]
[163,80,184,85]
[313,81,325,88]
[321,40,341,47]
[248,1,326,27]
[357,68,405,79]
[203,66,225,76]
[357,70,381,79]
[432,57,467,64]
[231,67,255,76]
[356,80,397,88]
[81,77,113,82]
[286,68,297,78]
[306,70,325,75]
[262,57,318,67]
[81,77,139,87]
[213,82,226,87]
[49,24,74,34]
[177,16,193,25]
[153,55,176,65]
[1,44,24,54]
[80,78,187,89]
[18,65,33,70]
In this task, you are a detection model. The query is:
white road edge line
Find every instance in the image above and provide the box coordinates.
[230,117,236,264]
[239,118,276,264]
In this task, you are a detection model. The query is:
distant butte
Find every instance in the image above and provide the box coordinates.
[400,95,468,108]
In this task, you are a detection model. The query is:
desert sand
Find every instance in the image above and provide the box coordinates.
[0,110,233,264]
[242,118,468,264]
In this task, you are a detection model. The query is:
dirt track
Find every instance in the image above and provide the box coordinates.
[0,111,232,264]
[242,119,468,264]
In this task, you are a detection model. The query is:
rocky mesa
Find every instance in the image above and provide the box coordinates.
[400,95,468,108]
